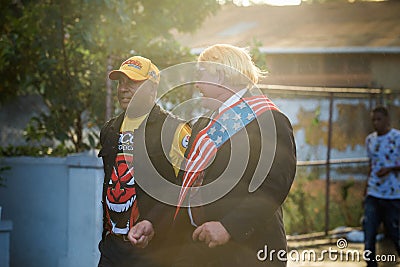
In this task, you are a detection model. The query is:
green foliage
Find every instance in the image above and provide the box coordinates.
[1,0,219,154]
[312,106,321,126]
[248,37,268,73]
[284,166,364,235]
[283,167,319,234]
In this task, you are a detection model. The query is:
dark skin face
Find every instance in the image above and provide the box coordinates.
[371,111,390,136]
[116,74,156,117]
[369,111,398,177]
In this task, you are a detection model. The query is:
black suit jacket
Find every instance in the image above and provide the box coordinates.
[175,92,296,267]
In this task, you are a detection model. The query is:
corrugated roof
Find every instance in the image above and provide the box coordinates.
[174,1,400,52]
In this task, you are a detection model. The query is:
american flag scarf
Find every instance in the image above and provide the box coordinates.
[174,95,279,219]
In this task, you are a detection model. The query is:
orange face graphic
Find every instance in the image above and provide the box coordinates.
[107,154,136,205]
[106,153,138,232]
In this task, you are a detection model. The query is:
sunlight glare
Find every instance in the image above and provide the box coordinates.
[232,0,302,6]
[267,0,301,5]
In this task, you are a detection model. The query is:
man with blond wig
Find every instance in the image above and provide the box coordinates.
[173,44,296,266]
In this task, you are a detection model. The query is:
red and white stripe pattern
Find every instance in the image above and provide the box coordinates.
[174,95,278,218]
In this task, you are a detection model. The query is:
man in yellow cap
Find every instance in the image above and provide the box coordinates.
[97,55,191,267]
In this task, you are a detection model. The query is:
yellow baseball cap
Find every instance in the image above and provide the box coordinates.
[108,56,160,83]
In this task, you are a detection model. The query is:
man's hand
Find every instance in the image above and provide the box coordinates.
[127,220,154,248]
[192,221,231,248]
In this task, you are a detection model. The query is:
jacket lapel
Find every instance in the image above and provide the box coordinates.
[108,112,125,159]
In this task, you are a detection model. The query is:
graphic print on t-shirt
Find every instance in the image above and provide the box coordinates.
[366,129,400,199]
[106,130,139,234]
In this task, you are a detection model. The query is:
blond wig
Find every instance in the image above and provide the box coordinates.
[198,44,266,87]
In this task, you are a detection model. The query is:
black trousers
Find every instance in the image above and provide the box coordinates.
[172,236,287,267]
[98,234,170,267]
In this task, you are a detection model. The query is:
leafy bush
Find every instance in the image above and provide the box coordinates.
[284,167,364,235]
